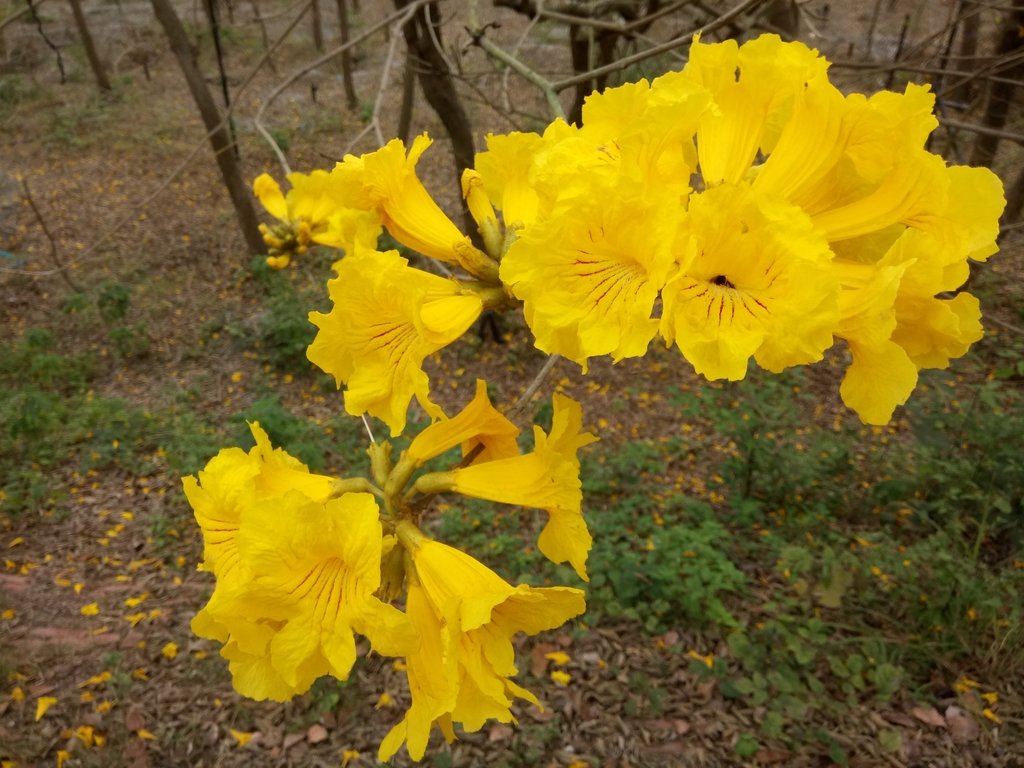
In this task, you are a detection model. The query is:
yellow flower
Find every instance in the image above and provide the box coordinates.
[550,670,571,686]
[344,135,498,280]
[211,492,416,700]
[253,171,381,267]
[379,528,585,762]
[660,183,838,380]
[404,379,520,467]
[184,421,334,583]
[229,728,255,747]
[417,394,597,580]
[471,131,548,232]
[184,423,361,701]
[501,172,678,370]
[680,33,829,187]
[307,247,483,436]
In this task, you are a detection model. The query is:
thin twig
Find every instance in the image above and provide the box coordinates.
[941,116,1024,145]
[0,1,40,34]
[19,176,83,292]
[551,0,764,92]
[508,354,560,420]
[471,31,566,120]
[0,0,310,279]
[25,0,64,83]
[361,413,377,443]
[255,0,431,173]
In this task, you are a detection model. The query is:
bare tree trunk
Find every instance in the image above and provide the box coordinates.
[1003,164,1024,229]
[311,0,323,52]
[567,24,591,126]
[951,0,981,106]
[393,0,475,206]
[246,0,277,74]
[969,9,1024,168]
[150,0,264,256]
[397,54,415,142]
[68,0,111,91]
[335,0,357,109]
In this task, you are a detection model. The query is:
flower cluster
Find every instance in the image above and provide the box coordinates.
[188,390,594,761]
[256,34,1003,427]
[188,32,1004,763]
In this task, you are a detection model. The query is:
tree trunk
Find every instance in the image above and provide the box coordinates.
[68,0,111,91]
[393,0,475,215]
[335,0,357,109]
[951,0,981,107]
[311,0,323,52]
[246,0,277,74]
[396,55,415,142]
[150,0,264,256]
[969,9,1024,168]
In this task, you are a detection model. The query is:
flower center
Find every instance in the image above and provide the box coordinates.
[710,274,735,289]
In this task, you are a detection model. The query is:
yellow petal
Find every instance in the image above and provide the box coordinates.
[839,339,918,425]
[253,174,288,221]
[35,696,57,721]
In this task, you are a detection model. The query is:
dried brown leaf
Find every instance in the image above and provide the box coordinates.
[754,748,793,764]
[911,705,945,728]
[283,732,305,751]
[488,723,514,742]
[306,723,329,744]
[945,705,980,743]
[125,705,146,732]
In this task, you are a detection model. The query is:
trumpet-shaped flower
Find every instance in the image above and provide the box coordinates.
[660,183,838,380]
[307,247,483,436]
[681,34,830,187]
[501,174,678,370]
[341,135,498,280]
[184,423,364,700]
[405,379,520,466]
[184,421,334,585]
[229,492,416,695]
[473,131,549,231]
[253,171,381,267]
[417,394,597,579]
[379,527,585,762]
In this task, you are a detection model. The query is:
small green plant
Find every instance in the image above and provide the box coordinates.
[97,280,132,322]
[108,322,151,359]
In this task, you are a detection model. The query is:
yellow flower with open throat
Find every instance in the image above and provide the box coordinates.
[660,183,838,380]
[307,247,483,436]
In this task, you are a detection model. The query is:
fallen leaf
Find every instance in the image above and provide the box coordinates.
[283,732,305,751]
[911,705,945,728]
[754,749,793,764]
[125,706,146,732]
[488,723,514,742]
[945,705,980,743]
[531,643,555,676]
[696,679,717,699]
[306,723,328,744]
